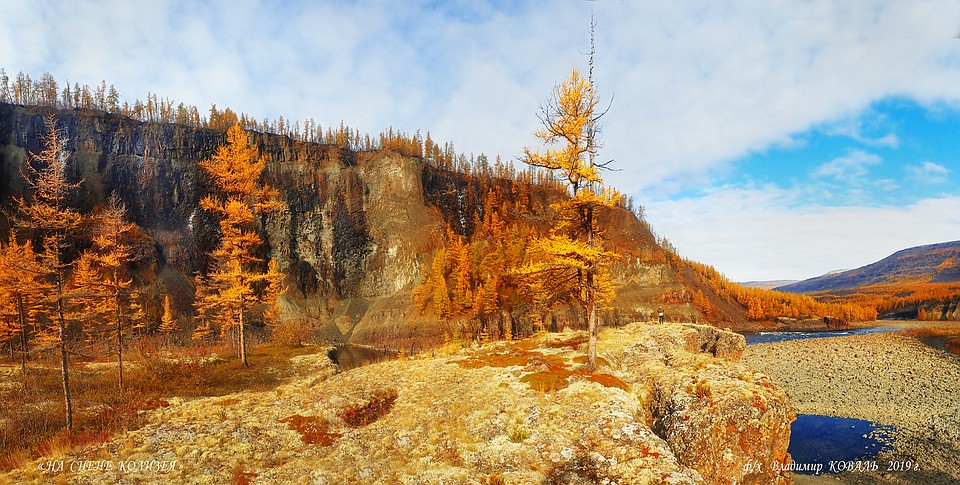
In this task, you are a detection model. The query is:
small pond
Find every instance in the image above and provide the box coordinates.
[741,327,896,345]
[327,345,397,371]
[788,414,894,474]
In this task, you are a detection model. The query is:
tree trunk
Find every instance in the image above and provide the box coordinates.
[116,290,123,399]
[17,295,28,379]
[59,334,73,431]
[57,288,73,431]
[239,306,248,367]
[114,268,124,399]
[586,272,598,371]
[585,204,598,370]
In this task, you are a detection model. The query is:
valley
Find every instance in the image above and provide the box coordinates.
[2,1,960,483]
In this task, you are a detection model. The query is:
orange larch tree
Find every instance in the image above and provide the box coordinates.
[160,293,177,335]
[0,233,43,380]
[14,116,83,430]
[70,194,138,395]
[520,66,618,370]
[196,123,282,367]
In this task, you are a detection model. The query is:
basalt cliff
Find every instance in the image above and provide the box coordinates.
[0,103,751,347]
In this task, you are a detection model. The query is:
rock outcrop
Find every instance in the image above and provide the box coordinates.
[774,316,850,332]
[1,322,795,484]
[685,323,747,359]
[605,324,793,484]
[882,297,960,321]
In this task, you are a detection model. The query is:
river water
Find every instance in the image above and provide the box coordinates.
[740,328,899,474]
[788,414,894,474]
[740,327,896,345]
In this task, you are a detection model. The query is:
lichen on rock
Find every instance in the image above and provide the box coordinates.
[3,322,794,484]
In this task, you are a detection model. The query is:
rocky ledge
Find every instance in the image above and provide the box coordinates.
[4,323,793,484]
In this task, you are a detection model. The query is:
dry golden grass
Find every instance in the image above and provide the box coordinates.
[269,319,315,348]
[455,343,629,394]
[452,349,542,369]
[0,339,328,472]
[902,326,960,354]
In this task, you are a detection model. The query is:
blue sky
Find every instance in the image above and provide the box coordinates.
[2,0,960,281]
[729,99,957,207]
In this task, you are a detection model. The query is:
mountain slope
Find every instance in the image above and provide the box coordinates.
[740,280,798,290]
[777,240,960,293]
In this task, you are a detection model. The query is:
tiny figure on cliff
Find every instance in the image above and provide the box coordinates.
[658,308,665,324]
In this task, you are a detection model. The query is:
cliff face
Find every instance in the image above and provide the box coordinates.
[1,103,443,342]
[882,297,960,321]
[0,103,702,346]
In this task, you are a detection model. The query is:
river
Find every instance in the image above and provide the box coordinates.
[739,326,896,345]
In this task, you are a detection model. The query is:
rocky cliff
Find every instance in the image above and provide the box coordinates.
[882,296,960,321]
[0,103,710,347]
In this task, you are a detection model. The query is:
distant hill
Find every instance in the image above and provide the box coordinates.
[777,241,960,293]
[740,280,799,290]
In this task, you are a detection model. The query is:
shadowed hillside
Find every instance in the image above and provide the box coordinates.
[775,241,960,321]
[0,102,726,351]
[777,240,960,293]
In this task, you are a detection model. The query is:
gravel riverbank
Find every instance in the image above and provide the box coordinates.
[743,330,960,484]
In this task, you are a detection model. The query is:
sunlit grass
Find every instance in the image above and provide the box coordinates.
[902,326,960,355]
[0,338,328,471]
[3,323,795,483]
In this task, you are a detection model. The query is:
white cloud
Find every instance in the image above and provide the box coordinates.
[593,0,960,193]
[812,149,882,182]
[907,161,950,184]
[3,1,960,188]
[646,186,960,281]
[3,0,960,280]
[821,118,900,148]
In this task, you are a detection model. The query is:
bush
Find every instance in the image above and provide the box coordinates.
[271,320,314,347]
[481,475,506,485]
[338,389,398,427]
[507,426,529,443]
[278,415,339,446]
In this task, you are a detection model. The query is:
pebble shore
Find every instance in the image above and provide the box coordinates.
[743,329,960,484]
